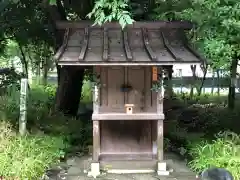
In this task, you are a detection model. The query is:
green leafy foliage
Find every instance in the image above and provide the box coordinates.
[152,0,240,70]
[0,89,67,179]
[0,0,54,78]
[0,82,93,178]
[49,0,57,5]
[188,131,240,180]
[165,93,240,179]
[87,0,134,28]
[0,125,66,179]
[177,0,240,69]
[0,68,22,95]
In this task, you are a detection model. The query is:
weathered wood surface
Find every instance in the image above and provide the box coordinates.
[56,20,194,29]
[92,113,164,120]
[92,120,100,162]
[98,66,157,113]
[19,78,28,136]
[54,21,204,66]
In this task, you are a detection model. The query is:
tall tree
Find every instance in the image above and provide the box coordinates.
[153,0,240,108]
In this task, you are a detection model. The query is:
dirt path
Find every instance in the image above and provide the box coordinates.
[43,153,197,180]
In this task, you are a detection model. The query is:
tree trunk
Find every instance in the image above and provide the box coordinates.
[36,62,41,84]
[55,66,85,116]
[211,70,214,94]
[147,0,155,19]
[190,65,197,98]
[228,58,238,109]
[164,65,173,98]
[216,69,220,96]
[46,3,85,116]
[197,66,207,96]
[42,58,48,86]
[18,42,28,78]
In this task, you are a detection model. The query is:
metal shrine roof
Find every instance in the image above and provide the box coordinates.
[54,21,206,66]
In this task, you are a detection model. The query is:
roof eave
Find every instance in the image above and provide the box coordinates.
[55,20,194,30]
[57,61,202,66]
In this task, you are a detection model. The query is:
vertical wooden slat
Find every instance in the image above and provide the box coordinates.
[157,67,164,161]
[100,67,108,107]
[142,28,157,61]
[93,120,100,162]
[156,90,164,113]
[150,67,153,106]
[78,28,89,61]
[122,30,133,61]
[92,66,100,162]
[103,28,109,61]
[93,85,100,114]
[157,120,163,161]
[53,28,70,60]
[156,67,164,114]
[105,67,109,106]
[124,67,128,104]
[93,67,100,114]
[161,31,183,61]
[142,67,146,111]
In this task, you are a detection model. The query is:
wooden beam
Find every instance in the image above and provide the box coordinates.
[78,28,89,61]
[92,113,164,120]
[142,28,157,61]
[156,67,164,114]
[161,31,183,61]
[58,61,201,66]
[157,120,164,161]
[53,28,70,60]
[122,30,133,61]
[102,28,109,61]
[56,20,194,30]
[93,67,100,113]
[100,160,157,171]
[93,120,100,162]
[124,67,128,104]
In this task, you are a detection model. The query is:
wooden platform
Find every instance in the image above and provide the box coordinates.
[100,160,158,171]
[92,113,164,120]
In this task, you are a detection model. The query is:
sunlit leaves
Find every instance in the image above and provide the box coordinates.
[152,0,240,70]
[49,0,56,5]
[87,0,134,28]
[183,0,239,69]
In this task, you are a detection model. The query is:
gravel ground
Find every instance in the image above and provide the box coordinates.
[43,153,197,180]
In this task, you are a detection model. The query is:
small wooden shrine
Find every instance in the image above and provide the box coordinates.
[54,20,205,177]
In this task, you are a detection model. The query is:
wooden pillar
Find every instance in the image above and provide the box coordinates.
[156,67,164,161]
[92,67,100,162]
[93,120,100,162]
[157,120,163,161]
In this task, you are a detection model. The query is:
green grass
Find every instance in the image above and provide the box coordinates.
[188,131,240,179]
[1,79,240,179]
[0,81,93,179]
[0,121,66,179]
[0,85,68,179]
[166,93,240,179]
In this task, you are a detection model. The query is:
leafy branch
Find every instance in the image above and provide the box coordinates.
[87,0,134,28]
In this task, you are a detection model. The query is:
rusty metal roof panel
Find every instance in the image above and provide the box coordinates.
[54,21,205,66]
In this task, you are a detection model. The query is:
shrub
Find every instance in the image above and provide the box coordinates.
[81,80,92,103]
[0,68,22,95]
[166,93,240,178]
[0,121,66,179]
[188,131,240,179]
[0,85,72,179]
